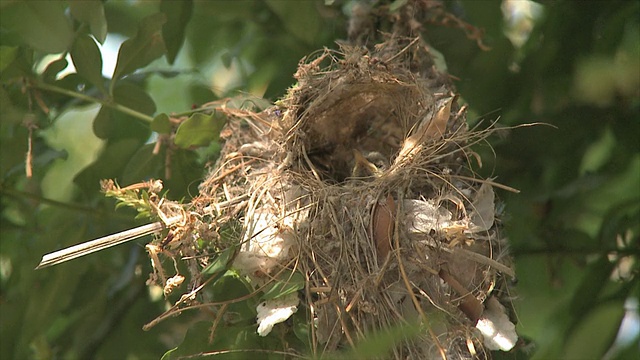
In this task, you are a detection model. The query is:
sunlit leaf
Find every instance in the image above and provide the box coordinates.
[174,112,225,148]
[111,12,167,86]
[261,271,304,301]
[201,246,238,276]
[69,0,108,44]
[0,1,73,54]
[160,0,193,64]
[70,35,104,93]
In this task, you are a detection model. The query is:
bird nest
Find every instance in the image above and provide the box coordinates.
[148,38,518,359]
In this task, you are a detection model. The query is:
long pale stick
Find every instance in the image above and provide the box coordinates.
[35,194,249,270]
[35,215,182,269]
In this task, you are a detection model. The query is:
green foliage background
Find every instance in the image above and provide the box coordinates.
[0,0,638,359]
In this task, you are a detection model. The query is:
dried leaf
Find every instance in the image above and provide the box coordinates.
[373,195,395,260]
[423,97,453,140]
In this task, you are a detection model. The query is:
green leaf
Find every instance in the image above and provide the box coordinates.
[42,58,68,83]
[93,105,113,140]
[113,82,156,117]
[93,82,156,139]
[70,35,105,93]
[0,47,33,81]
[160,321,211,360]
[562,301,626,360]
[69,0,108,44]
[174,112,226,148]
[0,46,18,73]
[151,113,172,134]
[111,12,167,86]
[389,0,409,12]
[74,138,146,195]
[0,1,73,54]
[292,307,311,346]
[201,246,237,276]
[261,271,304,301]
[210,273,255,322]
[567,256,616,330]
[162,148,202,200]
[163,322,266,360]
[337,321,422,360]
[160,0,193,64]
[46,73,85,107]
[121,144,162,186]
[265,0,321,45]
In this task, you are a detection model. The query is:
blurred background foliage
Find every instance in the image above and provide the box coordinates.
[0,0,638,359]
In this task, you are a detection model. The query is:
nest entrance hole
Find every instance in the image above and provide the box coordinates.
[296,83,425,183]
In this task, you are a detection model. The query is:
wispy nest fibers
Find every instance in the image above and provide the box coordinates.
[186,37,517,359]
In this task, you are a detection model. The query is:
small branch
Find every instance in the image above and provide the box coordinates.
[30,81,154,124]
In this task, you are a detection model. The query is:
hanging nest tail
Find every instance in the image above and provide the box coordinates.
[165,35,520,360]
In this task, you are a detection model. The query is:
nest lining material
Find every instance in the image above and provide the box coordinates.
[160,39,517,359]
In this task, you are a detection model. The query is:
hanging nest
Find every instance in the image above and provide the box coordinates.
[143,35,519,360]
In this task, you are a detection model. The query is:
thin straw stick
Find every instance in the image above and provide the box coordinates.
[35,194,251,270]
[35,215,183,269]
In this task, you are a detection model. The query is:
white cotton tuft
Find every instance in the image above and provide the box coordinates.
[256,293,299,336]
[476,297,517,351]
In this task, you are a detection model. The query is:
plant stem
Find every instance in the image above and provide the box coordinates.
[31,81,154,124]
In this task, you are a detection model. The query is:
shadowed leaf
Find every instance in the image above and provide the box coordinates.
[111,13,167,86]
[69,0,108,44]
[71,35,105,93]
[160,0,193,64]
[0,1,73,54]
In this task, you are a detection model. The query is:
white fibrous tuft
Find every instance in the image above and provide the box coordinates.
[233,187,308,278]
[256,293,300,336]
[476,297,518,351]
[404,199,454,234]
[233,209,294,277]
